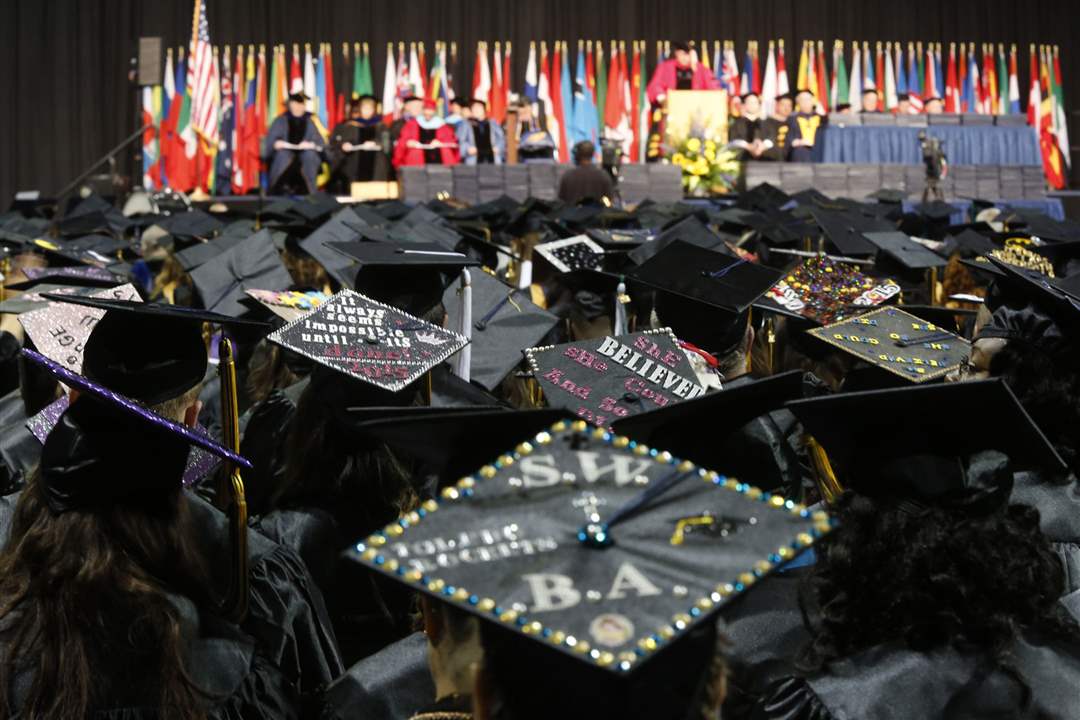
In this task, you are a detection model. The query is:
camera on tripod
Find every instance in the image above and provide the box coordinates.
[917,131,948,202]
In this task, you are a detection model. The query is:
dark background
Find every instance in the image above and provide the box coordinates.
[3,0,1078,205]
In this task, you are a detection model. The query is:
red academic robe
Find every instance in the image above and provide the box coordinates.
[646,59,721,104]
[392,119,461,167]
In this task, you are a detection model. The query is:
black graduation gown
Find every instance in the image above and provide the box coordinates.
[326,119,391,191]
[0,389,40,495]
[750,636,1080,720]
[1009,469,1080,620]
[784,113,826,163]
[1,593,300,719]
[759,118,790,162]
[320,631,436,720]
[237,376,310,517]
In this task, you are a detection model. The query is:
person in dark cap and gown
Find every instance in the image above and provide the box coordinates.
[264,91,325,194]
[326,94,391,193]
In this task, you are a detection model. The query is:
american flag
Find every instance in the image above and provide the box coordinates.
[187,0,219,144]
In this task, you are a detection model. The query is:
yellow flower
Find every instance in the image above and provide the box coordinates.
[691,158,709,176]
[686,137,702,153]
[705,149,716,161]
[672,153,687,166]
[705,140,717,152]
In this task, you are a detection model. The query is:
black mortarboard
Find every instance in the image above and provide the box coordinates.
[944,228,998,259]
[428,362,503,408]
[5,265,120,289]
[346,416,831,677]
[190,228,293,317]
[152,210,225,244]
[806,305,970,383]
[627,240,782,314]
[40,293,268,405]
[443,270,560,392]
[586,229,655,250]
[610,371,805,470]
[524,329,706,428]
[862,231,948,270]
[787,378,1068,498]
[977,256,1080,347]
[18,236,121,269]
[344,407,570,486]
[268,289,469,392]
[299,207,374,289]
[915,201,957,221]
[866,188,908,203]
[65,233,132,260]
[332,241,479,317]
[56,195,132,237]
[811,208,891,256]
[174,233,246,272]
[0,283,104,315]
[288,91,310,103]
[17,283,141,374]
[736,183,792,213]
[627,216,730,264]
[758,255,901,325]
[24,347,249,514]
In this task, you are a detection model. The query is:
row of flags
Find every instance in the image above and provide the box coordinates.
[141,3,1070,193]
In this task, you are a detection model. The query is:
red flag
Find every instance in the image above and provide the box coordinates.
[586,41,597,103]
[551,42,569,162]
[875,43,885,110]
[630,41,641,163]
[945,43,959,112]
[815,41,829,113]
[290,44,302,94]
[752,42,762,94]
[1040,99,1066,188]
[490,42,505,123]
[502,42,512,113]
[981,44,993,113]
[323,44,337,129]
[604,42,623,130]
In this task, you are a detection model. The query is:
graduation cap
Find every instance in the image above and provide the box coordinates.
[6,265,119,289]
[19,236,122,269]
[811,208,891,256]
[0,283,104,315]
[26,394,222,488]
[806,305,970,383]
[22,347,250,513]
[862,231,948,270]
[173,233,246,272]
[18,283,141,374]
[975,257,1080,355]
[758,255,901,325]
[151,210,225,244]
[428,362,504,408]
[56,195,132,237]
[268,289,469,392]
[786,378,1069,501]
[586,229,655,249]
[524,328,706,428]
[330,241,479,317]
[736,183,792,212]
[443,270,560,392]
[866,188,908,204]
[343,407,570,486]
[297,207,374,289]
[190,228,293,317]
[943,228,999,259]
[610,371,806,470]
[244,288,331,323]
[346,416,831,679]
[39,294,269,405]
[898,304,979,335]
[534,236,606,273]
[627,216,731,264]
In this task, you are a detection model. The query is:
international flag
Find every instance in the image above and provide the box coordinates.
[914,42,925,99]
[141,84,162,189]
[849,41,862,107]
[795,40,808,91]
[303,44,317,113]
[923,43,937,100]
[944,43,959,112]
[883,42,898,110]
[1008,45,1021,115]
[722,41,740,98]
[395,42,411,107]
[863,41,875,92]
[472,41,491,103]
[831,41,847,109]
[491,42,505,123]
[983,44,997,114]
[214,45,234,194]
[968,43,982,113]
[816,41,830,113]
[896,42,908,100]
[712,40,722,86]
[538,42,556,153]
[630,40,642,163]
[560,41,574,155]
[638,44,648,162]
[761,41,777,118]
[159,48,175,188]
[776,39,789,98]
[803,41,815,101]
[595,42,607,130]
[315,44,329,128]
[960,45,976,113]
[550,42,570,162]
[603,41,629,151]
[1050,45,1070,167]
[325,43,339,127]
[997,44,1008,116]
[524,41,539,117]
[1027,44,1041,127]
[428,42,449,115]
[751,41,761,94]
[586,40,597,105]
[740,42,752,98]
[934,43,945,103]
[354,42,373,97]
[381,43,397,123]
[570,42,600,148]
[502,42,513,113]
[875,42,885,109]
[229,45,244,194]
[417,42,429,97]
[290,44,301,93]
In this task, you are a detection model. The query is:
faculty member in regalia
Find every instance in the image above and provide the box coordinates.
[326,94,391,193]
[392,98,460,168]
[263,91,325,194]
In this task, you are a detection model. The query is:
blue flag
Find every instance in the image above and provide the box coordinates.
[569,47,599,148]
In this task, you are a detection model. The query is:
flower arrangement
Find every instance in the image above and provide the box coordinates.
[668,133,741,197]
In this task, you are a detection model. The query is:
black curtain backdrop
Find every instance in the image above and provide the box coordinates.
[3,0,1079,205]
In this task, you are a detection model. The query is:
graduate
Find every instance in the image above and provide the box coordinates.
[785,89,826,162]
[326,94,391,193]
[456,98,506,165]
[392,98,461,168]
[262,91,325,194]
[645,41,720,104]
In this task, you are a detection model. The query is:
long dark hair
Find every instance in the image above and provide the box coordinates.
[0,473,213,719]
[799,492,1079,673]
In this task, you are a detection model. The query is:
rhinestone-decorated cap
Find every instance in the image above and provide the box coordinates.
[345,417,831,675]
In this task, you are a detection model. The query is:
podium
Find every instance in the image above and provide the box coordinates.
[664,90,728,146]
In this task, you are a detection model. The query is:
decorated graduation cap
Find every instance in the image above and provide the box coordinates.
[443,269,560,392]
[0,283,105,315]
[759,255,901,325]
[6,265,120,289]
[524,329,706,428]
[244,288,331,323]
[22,348,250,514]
[787,378,1068,502]
[190,229,294,317]
[330,241,479,318]
[806,305,970,383]
[535,235,606,273]
[346,416,831,678]
[268,289,468,393]
[40,294,269,405]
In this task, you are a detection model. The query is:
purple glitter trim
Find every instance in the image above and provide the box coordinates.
[20,348,252,469]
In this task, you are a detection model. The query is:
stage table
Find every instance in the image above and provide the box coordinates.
[819,124,1041,166]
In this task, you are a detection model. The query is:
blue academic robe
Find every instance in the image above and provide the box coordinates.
[262,112,324,193]
[456,119,507,165]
